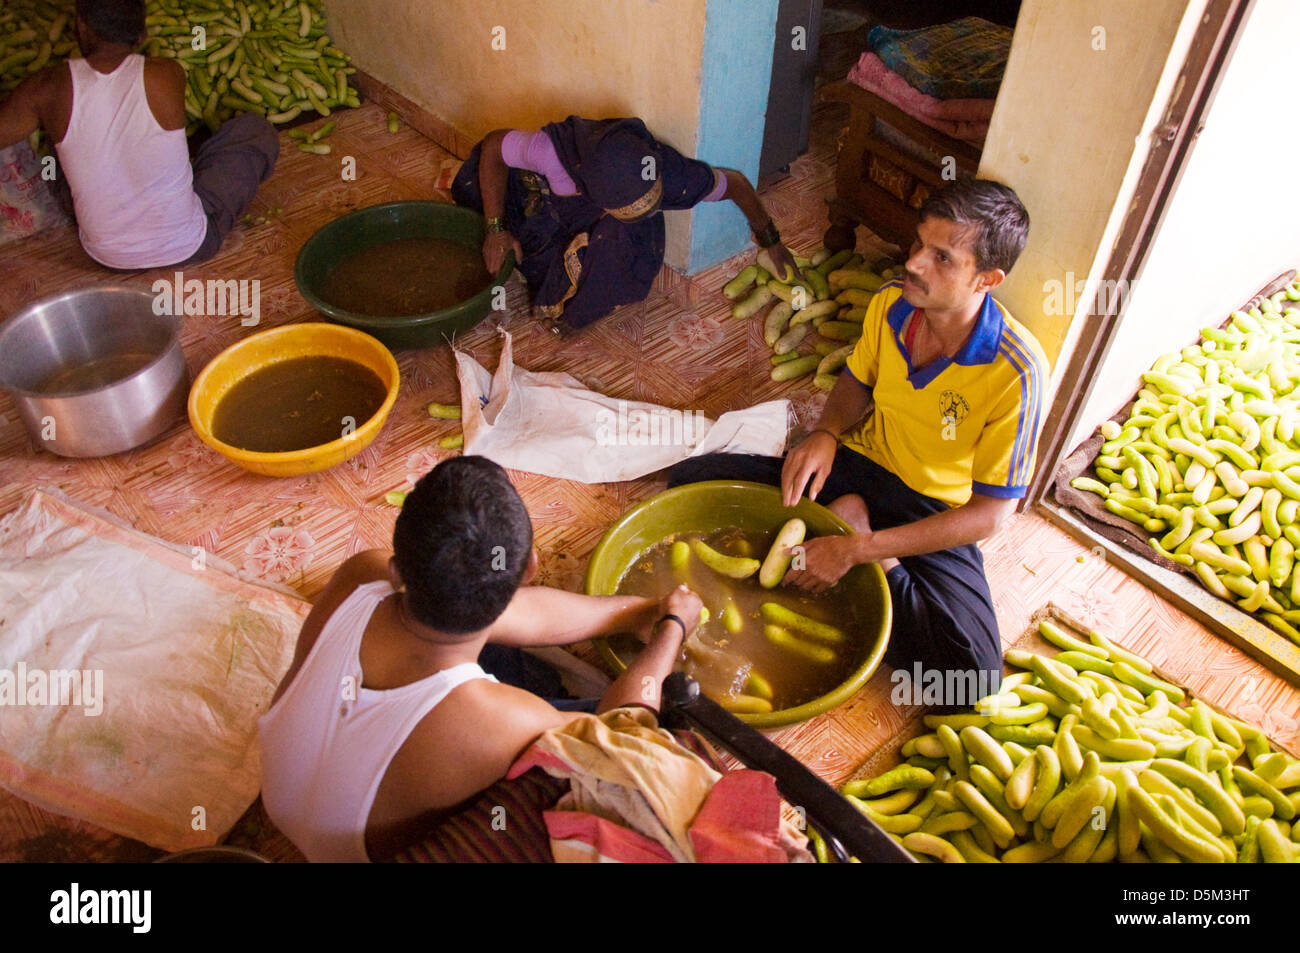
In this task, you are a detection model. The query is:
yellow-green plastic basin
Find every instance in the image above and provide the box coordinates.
[584,480,892,728]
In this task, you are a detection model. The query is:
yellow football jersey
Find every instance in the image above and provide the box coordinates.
[843,281,1048,507]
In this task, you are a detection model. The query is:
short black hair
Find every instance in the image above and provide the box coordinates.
[76,0,145,46]
[393,456,533,635]
[918,178,1029,274]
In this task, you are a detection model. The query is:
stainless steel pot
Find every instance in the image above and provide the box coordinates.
[0,286,189,457]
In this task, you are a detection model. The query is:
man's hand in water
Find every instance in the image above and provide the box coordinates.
[483,229,522,274]
[784,534,863,593]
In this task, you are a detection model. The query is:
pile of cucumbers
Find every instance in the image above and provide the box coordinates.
[0,0,356,137]
[1071,278,1300,646]
[832,620,1299,863]
[721,248,902,389]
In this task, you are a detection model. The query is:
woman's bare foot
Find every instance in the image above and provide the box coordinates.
[827,494,900,573]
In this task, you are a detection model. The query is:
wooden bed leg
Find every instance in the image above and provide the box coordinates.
[824,200,858,253]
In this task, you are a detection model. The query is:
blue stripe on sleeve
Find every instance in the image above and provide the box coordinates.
[1007,330,1045,483]
[999,329,1045,485]
[972,481,1028,499]
[997,343,1030,485]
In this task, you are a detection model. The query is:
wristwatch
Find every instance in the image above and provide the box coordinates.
[486,216,506,234]
[753,218,780,249]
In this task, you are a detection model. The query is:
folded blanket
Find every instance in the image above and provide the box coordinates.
[868,16,1013,101]
[847,52,992,144]
[509,707,809,862]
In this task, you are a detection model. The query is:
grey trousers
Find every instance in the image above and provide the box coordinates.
[181,113,280,265]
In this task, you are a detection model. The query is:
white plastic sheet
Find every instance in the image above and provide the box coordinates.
[0,490,308,852]
[454,330,790,483]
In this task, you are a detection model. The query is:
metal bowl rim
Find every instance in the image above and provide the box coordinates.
[0,286,183,399]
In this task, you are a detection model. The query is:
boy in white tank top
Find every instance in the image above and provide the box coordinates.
[259,457,703,861]
[0,0,278,270]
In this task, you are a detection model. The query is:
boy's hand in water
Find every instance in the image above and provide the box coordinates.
[663,585,703,636]
[627,586,702,645]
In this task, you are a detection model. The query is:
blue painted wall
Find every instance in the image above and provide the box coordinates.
[687,0,781,274]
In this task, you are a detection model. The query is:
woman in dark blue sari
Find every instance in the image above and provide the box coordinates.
[452,115,795,331]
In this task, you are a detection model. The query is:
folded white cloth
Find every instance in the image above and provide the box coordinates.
[453,330,790,483]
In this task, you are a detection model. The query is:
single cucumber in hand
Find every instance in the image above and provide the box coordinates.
[758,518,806,588]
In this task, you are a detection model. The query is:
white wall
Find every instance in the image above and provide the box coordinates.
[1067,0,1300,451]
[978,0,1197,368]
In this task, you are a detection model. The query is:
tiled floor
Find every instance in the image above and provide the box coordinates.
[1,92,1296,861]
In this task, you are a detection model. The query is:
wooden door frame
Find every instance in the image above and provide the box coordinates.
[1025,0,1256,506]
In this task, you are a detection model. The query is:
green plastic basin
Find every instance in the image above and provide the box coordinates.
[294,200,514,350]
[584,480,892,729]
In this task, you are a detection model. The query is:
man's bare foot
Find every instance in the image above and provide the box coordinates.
[827,494,900,573]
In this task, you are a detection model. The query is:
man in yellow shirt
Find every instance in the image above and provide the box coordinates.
[670,179,1045,705]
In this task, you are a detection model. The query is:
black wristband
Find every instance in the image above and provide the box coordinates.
[809,427,840,443]
[656,613,688,640]
[754,219,780,249]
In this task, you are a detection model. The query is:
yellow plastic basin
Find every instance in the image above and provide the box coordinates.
[188,323,400,477]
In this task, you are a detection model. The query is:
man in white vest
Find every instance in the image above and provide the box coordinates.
[0,0,278,269]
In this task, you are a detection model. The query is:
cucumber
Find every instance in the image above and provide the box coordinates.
[816,344,854,378]
[732,286,774,320]
[669,540,690,573]
[427,402,461,419]
[788,299,839,327]
[760,602,844,644]
[764,301,794,346]
[756,247,794,283]
[817,320,863,341]
[690,539,759,579]
[773,323,808,356]
[771,355,819,382]
[843,765,936,798]
[758,518,806,588]
[721,693,773,714]
[763,624,835,664]
[723,264,759,300]
[901,832,965,863]
[745,670,773,701]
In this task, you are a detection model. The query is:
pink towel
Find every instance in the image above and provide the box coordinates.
[847,52,993,144]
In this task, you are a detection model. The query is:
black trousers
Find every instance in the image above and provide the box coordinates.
[477,644,599,713]
[667,450,1003,701]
